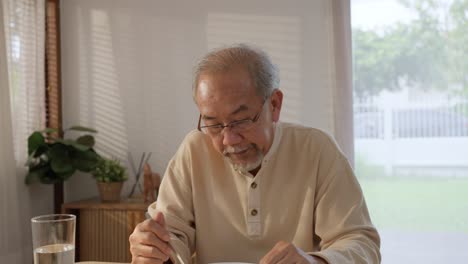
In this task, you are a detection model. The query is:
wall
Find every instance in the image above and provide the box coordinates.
[60,0,340,201]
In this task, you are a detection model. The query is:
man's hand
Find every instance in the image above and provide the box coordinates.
[260,241,326,264]
[129,212,173,264]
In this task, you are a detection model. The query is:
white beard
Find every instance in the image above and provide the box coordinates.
[224,146,264,174]
[231,155,263,174]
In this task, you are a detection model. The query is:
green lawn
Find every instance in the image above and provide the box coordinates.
[359,177,468,233]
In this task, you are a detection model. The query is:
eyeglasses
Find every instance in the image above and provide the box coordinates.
[197,100,266,136]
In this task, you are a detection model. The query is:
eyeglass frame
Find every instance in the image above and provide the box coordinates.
[197,98,268,136]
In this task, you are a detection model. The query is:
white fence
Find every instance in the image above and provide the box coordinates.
[354,96,468,177]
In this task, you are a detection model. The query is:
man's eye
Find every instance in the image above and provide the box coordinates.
[206,126,223,133]
[231,119,252,127]
[232,119,249,124]
[205,123,222,128]
[202,120,219,126]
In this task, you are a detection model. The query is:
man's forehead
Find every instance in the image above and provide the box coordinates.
[196,72,257,102]
[197,80,212,99]
[198,68,252,88]
[198,100,253,119]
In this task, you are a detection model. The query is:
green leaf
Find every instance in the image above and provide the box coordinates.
[54,138,74,146]
[70,142,91,151]
[24,125,101,185]
[25,155,46,168]
[54,137,93,151]
[57,169,76,181]
[71,150,99,172]
[28,132,45,155]
[67,126,97,133]
[39,170,60,184]
[49,144,67,159]
[25,165,50,185]
[38,168,75,184]
[49,144,74,173]
[91,157,127,182]
[25,153,37,167]
[33,145,49,158]
[76,135,95,148]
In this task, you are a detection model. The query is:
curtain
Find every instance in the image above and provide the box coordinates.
[0,0,51,263]
[331,0,354,166]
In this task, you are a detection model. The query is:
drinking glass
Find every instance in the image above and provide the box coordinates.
[31,214,76,264]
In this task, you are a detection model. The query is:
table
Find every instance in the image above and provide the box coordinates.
[62,197,150,262]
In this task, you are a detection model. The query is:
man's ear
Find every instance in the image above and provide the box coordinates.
[270,89,283,122]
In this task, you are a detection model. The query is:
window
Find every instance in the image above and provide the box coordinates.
[352,0,468,263]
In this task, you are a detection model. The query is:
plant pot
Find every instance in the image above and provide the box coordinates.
[96,181,123,202]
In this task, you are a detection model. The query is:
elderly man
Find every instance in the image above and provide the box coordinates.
[129,44,381,264]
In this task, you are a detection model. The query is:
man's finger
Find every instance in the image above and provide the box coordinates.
[260,241,292,264]
[154,212,170,242]
[138,218,170,242]
[155,211,166,228]
[132,243,170,261]
[276,247,297,264]
[137,232,172,255]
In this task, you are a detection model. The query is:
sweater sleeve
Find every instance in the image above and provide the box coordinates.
[148,140,196,264]
[308,137,381,264]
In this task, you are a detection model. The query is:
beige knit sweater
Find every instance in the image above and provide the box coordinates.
[148,122,381,264]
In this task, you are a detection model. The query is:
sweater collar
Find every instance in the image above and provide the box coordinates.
[262,122,282,165]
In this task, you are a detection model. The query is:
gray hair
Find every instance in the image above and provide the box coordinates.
[192,44,280,102]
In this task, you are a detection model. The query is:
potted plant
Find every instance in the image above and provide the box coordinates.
[91,157,128,202]
[25,126,100,184]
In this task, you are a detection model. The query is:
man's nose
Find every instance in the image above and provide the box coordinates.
[222,127,242,146]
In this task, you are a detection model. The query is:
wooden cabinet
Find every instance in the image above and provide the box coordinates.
[62,198,150,263]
